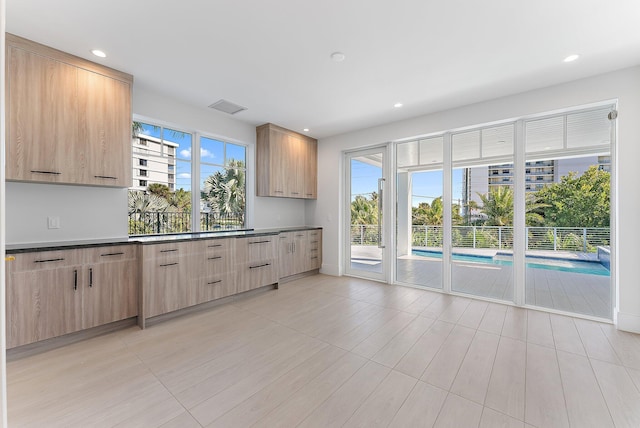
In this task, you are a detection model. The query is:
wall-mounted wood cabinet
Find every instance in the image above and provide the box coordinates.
[5,245,138,349]
[256,123,317,199]
[5,34,133,187]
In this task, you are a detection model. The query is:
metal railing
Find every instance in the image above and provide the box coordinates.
[129,211,244,235]
[351,224,610,253]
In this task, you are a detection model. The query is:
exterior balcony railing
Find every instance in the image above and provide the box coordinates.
[129,211,245,235]
[351,224,610,253]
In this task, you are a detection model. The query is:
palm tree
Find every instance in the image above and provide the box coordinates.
[128,190,169,215]
[202,160,246,223]
[477,187,549,226]
[350,194,378,225]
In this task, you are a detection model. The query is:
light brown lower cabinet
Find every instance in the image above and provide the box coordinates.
[6,245,138,349]
[236,235,279,293]
[279,229,322,279]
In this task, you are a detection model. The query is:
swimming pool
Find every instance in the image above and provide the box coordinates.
[411,249,610,276]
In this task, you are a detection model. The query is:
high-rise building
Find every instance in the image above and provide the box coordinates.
[131,135,178,191]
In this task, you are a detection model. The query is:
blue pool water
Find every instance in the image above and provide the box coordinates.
[412,250,610,276]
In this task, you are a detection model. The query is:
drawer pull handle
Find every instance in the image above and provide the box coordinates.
[73,269,78,291]
[207,244,223,248]
[31,170,61,175]
[306,193,314,196]
[274,190,284,193]
[208,256,222,260]
[310,240,319,243]
[160,262,178,267]
[311,256,318,259]
[291,192,300,195]
[249,240,271,244]
[207,280,222,285]
[34,258,65,263]
[89,268,93,288]
[250,263,271,269]
[94,175,118,180]
[100,252,124,257]
[310,248,318,252]
[279,236,287,239]
[160,249,178,253]
[295,234,305,237]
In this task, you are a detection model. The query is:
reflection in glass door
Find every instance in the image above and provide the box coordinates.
[345,148,387,281]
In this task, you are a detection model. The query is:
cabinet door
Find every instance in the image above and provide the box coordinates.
[6,46,78,182]
[287,135,305,198]
[303,138,318,199]
[82,258,138,329]
[77,69,132,187]
[278,233,294,278]
[268,129,290,197]
[7,266,82,348]
[143,258,188,318]
[292,231,308,275]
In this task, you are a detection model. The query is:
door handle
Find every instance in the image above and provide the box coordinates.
[377,177,385,249]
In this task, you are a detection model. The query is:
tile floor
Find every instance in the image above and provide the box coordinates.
[7,274,640,427]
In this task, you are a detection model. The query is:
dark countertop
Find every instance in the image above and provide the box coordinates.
[6,226,322,254]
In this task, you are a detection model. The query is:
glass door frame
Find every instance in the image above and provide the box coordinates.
[343,145,393,282]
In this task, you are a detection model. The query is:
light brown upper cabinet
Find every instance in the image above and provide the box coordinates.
[5,34,133,187]
[256,123,318,199]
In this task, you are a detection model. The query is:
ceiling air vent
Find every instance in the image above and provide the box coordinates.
[208,99,247,115]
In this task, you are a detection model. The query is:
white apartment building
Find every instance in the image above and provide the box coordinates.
[131,135,178,191]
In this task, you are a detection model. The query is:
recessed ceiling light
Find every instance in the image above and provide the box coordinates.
[303,128,309,132]
[394,103,403,108]
[330,52,346,62]
[563,54,579,63]
[91,49,107,58]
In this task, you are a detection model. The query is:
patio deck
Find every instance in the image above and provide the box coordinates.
[350,246,611,319]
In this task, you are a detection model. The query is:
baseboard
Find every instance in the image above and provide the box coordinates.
[616,310,640,334]
[319,263,340,277]
[7,318,137,361]
[279,269,319,284]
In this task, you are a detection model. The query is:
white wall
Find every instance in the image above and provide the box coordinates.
[310,66,640,333]
[6,183,127,244]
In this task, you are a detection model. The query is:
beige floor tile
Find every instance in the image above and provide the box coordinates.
[388,381,448,428]
[297,360,390,428]
[451,330,500,404]
[326,307,402,350]
[501,306,527,341]
[160,412,202,428]
[549,314,586,356]
[628,366,640,392]
[485,336,526,420]
[525,343,569,428]
[600,324,640,369]
[556,350,614,427]
[574,318,622,364]
[342,370,417,428]
[371,315,435,368]
[207,345,346,428]
[404,291,441,314]
[433,393,483,428]
[478,303,507,335]
[422,325,475,390]
[252,352,369,428]
[479,407,524,428]
[526,310,555,348]
[591,358,640,428]
[457,300,489,329]
[395,320,455,379]
[351,311,416,358]
[421,294,457,319]
[437,297,471,323]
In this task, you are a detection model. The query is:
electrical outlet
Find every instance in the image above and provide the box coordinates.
[47,216,61,229]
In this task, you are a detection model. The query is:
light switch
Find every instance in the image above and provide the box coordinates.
[47,216,61,229]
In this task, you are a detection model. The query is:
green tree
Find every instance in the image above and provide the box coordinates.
[351,193,378,225]
[202,160,246,220]
[167,188,192,212]
[147,183,171,200]
[535,166,610,227]
[477,187,548,226]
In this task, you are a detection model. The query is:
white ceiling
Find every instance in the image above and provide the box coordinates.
[7,0,640,139]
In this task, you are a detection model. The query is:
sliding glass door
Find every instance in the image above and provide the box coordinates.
[345,147,388,281]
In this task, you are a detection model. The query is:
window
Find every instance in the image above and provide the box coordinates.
[199,136,247,231]
[129,120,247,235]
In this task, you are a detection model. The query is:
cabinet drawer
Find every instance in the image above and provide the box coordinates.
[83,244,137,264]
[237,236,278,263]
[142,242,192,261]
[236,260,278,293]
[195,272,236,304]
[200,238,235,254]
[9,249,81,272]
